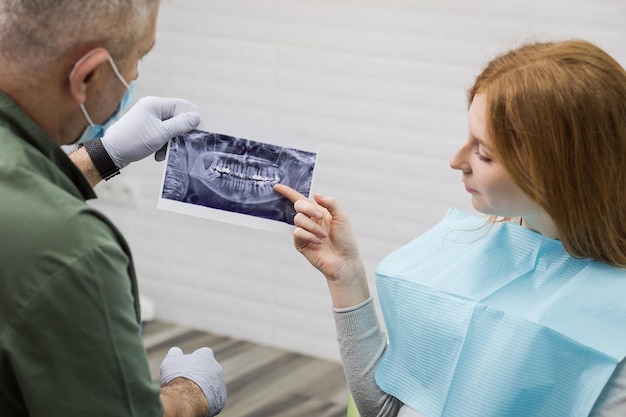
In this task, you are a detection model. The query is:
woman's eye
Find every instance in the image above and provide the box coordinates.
[473,147,491,162]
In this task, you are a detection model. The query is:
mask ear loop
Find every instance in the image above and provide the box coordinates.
[78,102,95,126]
[106,54,131,89]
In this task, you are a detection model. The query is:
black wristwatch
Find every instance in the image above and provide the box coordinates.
[80,139,120,181]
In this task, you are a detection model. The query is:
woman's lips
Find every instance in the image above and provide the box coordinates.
[464,183,478,194]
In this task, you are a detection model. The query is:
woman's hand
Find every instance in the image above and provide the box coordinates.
[274,184,370,308]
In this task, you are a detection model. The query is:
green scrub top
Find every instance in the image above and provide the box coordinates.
[0,93,163,416]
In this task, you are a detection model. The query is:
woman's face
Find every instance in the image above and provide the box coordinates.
[449,93,537,218]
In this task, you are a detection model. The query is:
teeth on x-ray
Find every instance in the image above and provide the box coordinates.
[162,129,316,225]
[209,162,281,184]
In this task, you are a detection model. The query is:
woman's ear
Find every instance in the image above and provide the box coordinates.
[68,48,110,104]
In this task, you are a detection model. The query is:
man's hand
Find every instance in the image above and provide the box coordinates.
[160,347,227,417]
[102,96,200,168]
[161,378,210,417]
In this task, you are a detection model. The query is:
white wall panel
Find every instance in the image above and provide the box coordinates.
[90,0,626,361]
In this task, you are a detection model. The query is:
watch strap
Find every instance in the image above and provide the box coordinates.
[82,139,120,181]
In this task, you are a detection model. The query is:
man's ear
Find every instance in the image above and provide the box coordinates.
[68,48,110,104]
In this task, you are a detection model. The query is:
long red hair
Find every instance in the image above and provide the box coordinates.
[469,40,626,267]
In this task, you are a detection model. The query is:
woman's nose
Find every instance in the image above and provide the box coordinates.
[449,142,471,173]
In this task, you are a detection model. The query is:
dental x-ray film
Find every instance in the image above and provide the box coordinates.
[157,109,317,233]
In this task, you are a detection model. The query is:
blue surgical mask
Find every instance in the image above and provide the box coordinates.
[75,54,138,144]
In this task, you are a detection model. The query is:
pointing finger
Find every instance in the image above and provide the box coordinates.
[274,183,307,203]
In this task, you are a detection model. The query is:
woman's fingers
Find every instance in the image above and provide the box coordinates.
[313,194,347,223]
[294,199,324,221]
[275,184,325,222]
[275,183,328,241]
[274,183,305,203]
[293,223,324,246]
[294,212,327,239]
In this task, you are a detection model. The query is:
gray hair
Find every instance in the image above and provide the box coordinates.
[0,0,158,70]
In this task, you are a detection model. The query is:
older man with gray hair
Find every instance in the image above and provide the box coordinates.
[0,1,227,416]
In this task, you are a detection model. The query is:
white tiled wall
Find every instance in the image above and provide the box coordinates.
[90,0,626,362]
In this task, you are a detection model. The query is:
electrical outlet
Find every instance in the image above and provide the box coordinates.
[96,179,137,207]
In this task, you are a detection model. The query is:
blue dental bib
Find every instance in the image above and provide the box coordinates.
[375,208,626,417]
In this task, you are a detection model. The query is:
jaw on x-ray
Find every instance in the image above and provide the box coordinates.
[162,129,316,225]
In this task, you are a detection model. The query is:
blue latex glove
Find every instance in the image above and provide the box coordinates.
[101,96,200,168]
[160,347,227,417]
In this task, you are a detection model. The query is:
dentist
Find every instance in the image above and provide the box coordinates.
[0,1,226,416]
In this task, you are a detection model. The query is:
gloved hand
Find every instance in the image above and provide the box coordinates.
[160,347,227,417]
[101,96,200,169]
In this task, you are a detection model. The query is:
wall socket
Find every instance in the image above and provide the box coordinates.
[96,179,137,207]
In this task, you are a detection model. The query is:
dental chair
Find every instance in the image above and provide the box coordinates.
[347,396,359,417]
